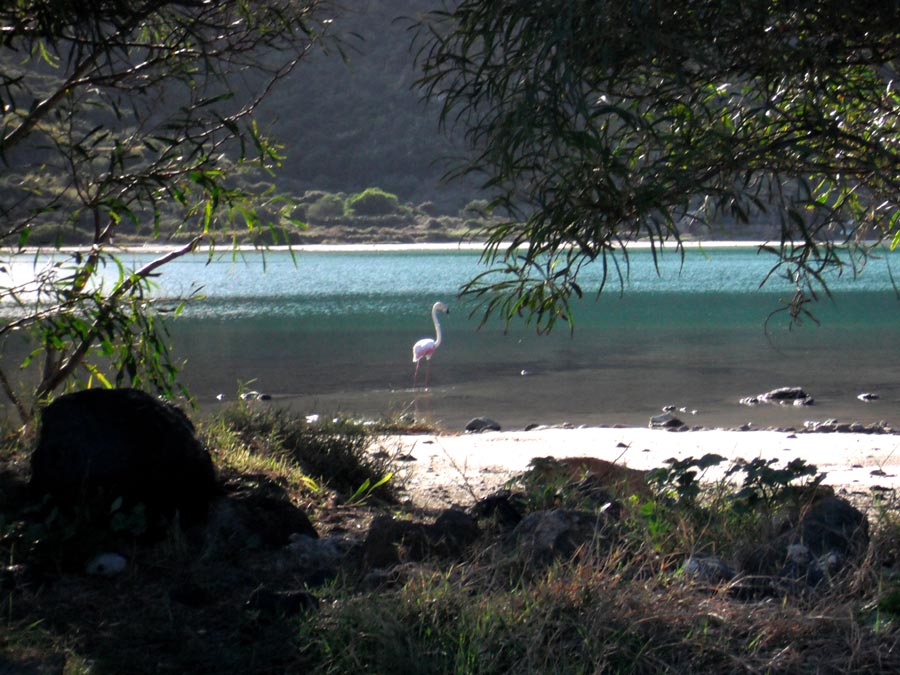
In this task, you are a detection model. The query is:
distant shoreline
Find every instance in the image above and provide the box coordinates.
[4,240,775,256]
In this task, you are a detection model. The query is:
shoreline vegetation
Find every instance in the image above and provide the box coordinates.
[3,403,900,672]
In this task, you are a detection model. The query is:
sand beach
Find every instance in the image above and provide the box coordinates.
[379,426,900,509]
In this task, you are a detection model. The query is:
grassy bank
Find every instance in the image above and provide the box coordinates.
[2,405,900,673]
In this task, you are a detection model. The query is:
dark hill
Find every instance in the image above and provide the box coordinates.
[260,0,481,215]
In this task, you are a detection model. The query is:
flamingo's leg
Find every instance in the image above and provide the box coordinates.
[413,359,421,388]
[424,358,431,389]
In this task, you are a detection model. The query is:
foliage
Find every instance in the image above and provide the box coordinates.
[0,0,339,423]
[305,192,348,221]
[216,403,396,502]
[415,1,900,332]
[345,187,403,217]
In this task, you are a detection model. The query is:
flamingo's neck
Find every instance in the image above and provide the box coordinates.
[432,306,443,348]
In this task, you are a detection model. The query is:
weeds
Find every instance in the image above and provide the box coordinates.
[210,402,398,503]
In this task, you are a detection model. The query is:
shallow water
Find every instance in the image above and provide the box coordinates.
[130,245,900,431]
[3,245,899,430]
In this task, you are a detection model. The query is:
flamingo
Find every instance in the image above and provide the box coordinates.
[412,301,449,388]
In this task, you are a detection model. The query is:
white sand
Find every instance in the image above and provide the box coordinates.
[378,427,900,509]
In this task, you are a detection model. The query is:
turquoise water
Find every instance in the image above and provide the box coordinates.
[4,245,900,430]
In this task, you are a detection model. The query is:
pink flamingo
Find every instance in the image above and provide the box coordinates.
[412,301,449,388]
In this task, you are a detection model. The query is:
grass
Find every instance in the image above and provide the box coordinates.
[2,405,900,673]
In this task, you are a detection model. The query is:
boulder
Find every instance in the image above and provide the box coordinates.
[738,496,869,589]
[362,508,480,569]
[742,386,814,407]
[683,555,737,584]
[30,388,218,528]
[465,416,501,433]
[649,412,684,429]
[512,508,613,567]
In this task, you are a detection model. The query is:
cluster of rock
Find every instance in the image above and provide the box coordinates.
[802,419,894,434]
[684,494,869,598]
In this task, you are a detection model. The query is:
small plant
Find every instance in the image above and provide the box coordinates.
[648,453,726,505]
[726,457,826,514]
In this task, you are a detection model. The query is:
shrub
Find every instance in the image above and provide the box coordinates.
[306,193,346,220]
[214,404,396,502]
[460,198,491,219]
[345,187,402,216]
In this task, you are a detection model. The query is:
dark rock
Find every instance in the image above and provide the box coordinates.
[470,491,525,528]
[432,509,481,554]
[683,556,737,584]
[362,509,480,569]
[246,587,318,616]
[30,388,218,529]
[228,494,318,548]
[794,496,869,559]
[743,386,814,407]
[465,416,501,433]
[649,412,683,429]
[739,496,869,588]
[512,509,613,566]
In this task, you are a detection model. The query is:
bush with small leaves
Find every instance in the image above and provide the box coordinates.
[346,187,402,216]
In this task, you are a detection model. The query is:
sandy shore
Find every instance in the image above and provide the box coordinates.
[376,427,900,509]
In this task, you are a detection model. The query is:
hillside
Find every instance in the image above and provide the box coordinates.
[259,0,481,215]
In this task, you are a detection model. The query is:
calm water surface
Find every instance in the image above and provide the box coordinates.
[5,245,900,430]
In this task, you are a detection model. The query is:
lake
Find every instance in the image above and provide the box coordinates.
[4,244,900,431]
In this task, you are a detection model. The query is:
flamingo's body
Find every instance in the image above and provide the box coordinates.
[413,301,449,387]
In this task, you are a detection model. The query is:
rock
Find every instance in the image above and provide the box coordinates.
[465,417,501,433]
[470,491,525,529]
[683,556,736,584]
[85,553,127,577]
[287,534,355,574]
[793,496,869,560]
[30,388,218,529]
[512,509,613,566]
[246,587,318,616]
[742,386,814,407]
[362,509,480,569]
[739,496,869,589]
[649,412,684,429]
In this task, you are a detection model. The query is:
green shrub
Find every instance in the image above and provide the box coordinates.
[306,193,346,220]
[215,404,396,502]
[345,187,402,216]
[460,198,491,219]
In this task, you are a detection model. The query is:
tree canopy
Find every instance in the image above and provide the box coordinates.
[0,0,337,423]
[415,0,900,331]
